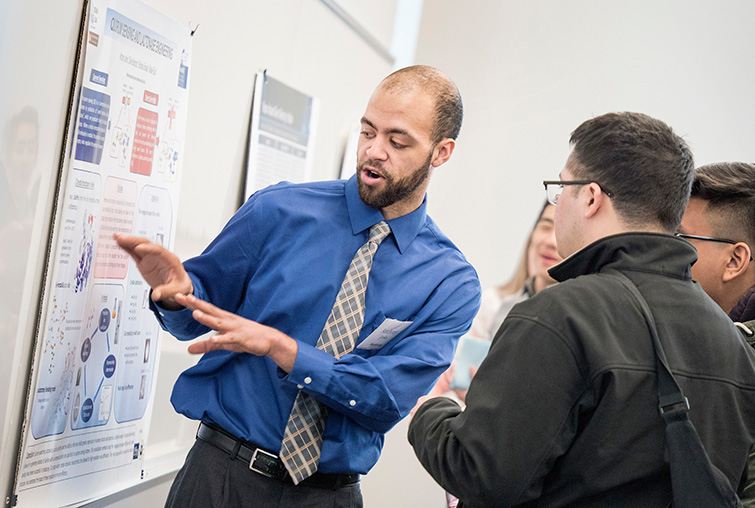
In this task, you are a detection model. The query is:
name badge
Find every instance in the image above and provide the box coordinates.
[357,318,412,350]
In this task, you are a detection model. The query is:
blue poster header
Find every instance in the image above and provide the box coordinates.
[105,8,176,60]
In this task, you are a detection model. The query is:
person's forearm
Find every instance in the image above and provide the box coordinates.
[266,329,298,372]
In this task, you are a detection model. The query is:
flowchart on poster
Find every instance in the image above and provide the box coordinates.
[15,1,191,506]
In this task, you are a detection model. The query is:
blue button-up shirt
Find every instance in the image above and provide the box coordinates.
[154,175,480,474]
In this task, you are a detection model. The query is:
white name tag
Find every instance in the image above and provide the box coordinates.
[357,318,412,350]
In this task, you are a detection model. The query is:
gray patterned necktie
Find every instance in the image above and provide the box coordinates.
[279,221,392,484]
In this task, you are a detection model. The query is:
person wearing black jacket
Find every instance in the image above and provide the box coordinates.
[409,112,755,507]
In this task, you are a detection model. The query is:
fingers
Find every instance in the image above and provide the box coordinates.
[132,241,170,258]
[452,387,468,403]
[186,341,206,355]
[186,335,242,355]
[175,293,229,331]
[113,234,152,261]
[114,234,175,264]
[175,293,226,317]
[181,304,292,369]
[410,394,434,419]
[152,284,190,304]
[190,309,225,332]
[187,338,216,355]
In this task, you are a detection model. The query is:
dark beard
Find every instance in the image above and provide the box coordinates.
[356,151,433,210]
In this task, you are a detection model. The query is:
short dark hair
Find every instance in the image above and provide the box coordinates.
[380,65,463,143]
[569,112,694,232]
[692,162,755,247]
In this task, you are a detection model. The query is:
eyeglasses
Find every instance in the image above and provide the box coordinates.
[542,180,614,206]
[675,233,738,245]
[675,233,754,260]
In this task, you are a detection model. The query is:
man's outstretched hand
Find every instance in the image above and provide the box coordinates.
[114,233,193,310]
[175,293,297,372]
[115,234,299,371]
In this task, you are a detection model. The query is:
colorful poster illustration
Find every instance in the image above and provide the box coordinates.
[15,0,191,506]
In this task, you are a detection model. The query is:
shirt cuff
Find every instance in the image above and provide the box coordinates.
[148,273,205,336]
[149,295,194,330]
[286,342,337,395]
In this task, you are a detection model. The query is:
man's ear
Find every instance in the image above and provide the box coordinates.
[723,242,752,282]
[583,182,608,219]
[430,138,455,168]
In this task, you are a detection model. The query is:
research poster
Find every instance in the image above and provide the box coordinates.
[14,0,191,505]
[244,72,320,199]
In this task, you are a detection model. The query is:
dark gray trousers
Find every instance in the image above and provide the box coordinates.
[165,439,363,508]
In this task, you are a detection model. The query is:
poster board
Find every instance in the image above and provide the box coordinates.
[13,0,191,505]
[243,71,320,198]
[339,125,360,180]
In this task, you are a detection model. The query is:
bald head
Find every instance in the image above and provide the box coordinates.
[378,65,463,144]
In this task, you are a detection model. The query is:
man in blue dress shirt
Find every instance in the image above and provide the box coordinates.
[116,65,481,507]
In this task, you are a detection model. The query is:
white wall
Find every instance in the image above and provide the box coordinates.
[416,0,755,290]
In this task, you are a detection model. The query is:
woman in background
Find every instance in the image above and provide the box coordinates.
[469,201,561,342]
[427,201,561,403]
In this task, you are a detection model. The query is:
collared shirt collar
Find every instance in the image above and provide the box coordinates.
[345,175,427,254]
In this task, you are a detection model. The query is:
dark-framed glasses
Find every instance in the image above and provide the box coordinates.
[675,233,754,261]
[543,180,614,206]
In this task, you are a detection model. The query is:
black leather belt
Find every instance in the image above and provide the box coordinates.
[196,422,360,490]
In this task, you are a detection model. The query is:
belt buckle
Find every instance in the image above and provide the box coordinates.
[250,447,281,478]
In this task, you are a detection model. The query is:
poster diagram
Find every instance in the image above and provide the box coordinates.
[155,101,181,181]
[109,91,133,168]
[16,0,191,506]
[70,283,123,431]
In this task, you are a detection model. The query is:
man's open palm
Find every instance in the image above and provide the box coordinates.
[114,234,192,309]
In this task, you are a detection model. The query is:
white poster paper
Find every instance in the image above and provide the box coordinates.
[243,72,319,199]
[14,0,191,505]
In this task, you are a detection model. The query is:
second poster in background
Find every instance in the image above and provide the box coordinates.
[244,71,319,200]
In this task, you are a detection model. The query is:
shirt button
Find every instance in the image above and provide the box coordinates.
[349,400,356,406]
[304,377,312,384]
[297,385,303,389]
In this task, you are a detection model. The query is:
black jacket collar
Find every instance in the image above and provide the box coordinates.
[549,232,697,283]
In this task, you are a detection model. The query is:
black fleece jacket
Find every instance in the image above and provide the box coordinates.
[410,233,755,508]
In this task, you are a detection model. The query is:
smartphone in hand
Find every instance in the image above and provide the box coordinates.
[449,336,491,390]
